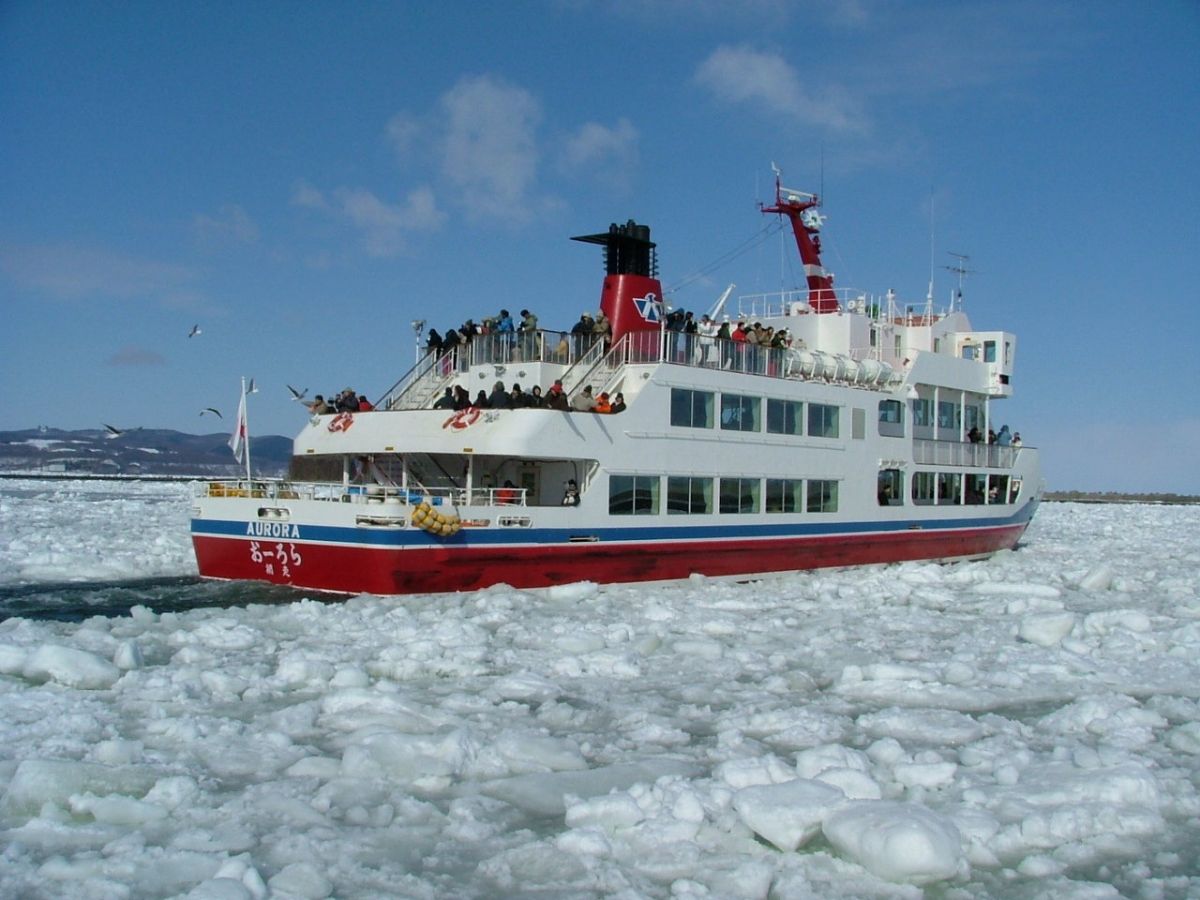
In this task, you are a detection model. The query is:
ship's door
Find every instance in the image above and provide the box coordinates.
[518,461,540,506]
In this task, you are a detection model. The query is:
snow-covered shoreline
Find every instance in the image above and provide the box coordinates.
[1,480,1197,898]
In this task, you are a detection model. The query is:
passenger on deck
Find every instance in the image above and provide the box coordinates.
[452,385,471,410]
[610,392,626,414]
[527,385,545,408]
[357,395,374,411]
[474,389,490,409]
[562,479,580,506]
[496,480,519,504]
[968,426,982,443]
[433,388,455,410]
[307,395,332,415]
[487,380,510,409]
[519,309,538,332]
[509,383,528,408]
[987,428,997,444]
[571,386,596,412]
[593,392,612,414]
[336,389,359,412]
[425,329,443,358]
[545,379,569,410]
[996,425,1012,446]
[1012,432,1022,447]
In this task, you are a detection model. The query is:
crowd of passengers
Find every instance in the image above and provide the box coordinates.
[423,306,803,363]
[432,380,625,414]
[306,388,372,415]
[967,424,1022,447]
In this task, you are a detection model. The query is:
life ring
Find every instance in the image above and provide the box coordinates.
[327,411,355,432]
[442,406,481,430]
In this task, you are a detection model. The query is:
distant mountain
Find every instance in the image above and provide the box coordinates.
[0,428,293,477]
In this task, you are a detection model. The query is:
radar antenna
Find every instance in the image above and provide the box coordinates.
[943,252,976,311]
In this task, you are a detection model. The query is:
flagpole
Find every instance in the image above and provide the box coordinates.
[241,376,252,483]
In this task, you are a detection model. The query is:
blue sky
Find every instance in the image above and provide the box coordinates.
[2,1,1197,493]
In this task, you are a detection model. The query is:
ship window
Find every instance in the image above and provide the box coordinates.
[911,471,935,506]
[808,403,840,439]
[719,477,759,514]
[988,474,1010,505]
[912,398,933,427]
[878,400,905,437]
[766,398,803,436]
[983,341,997,363]
[937,472,962,505]
[937,401,960,432]
[964,404,984,432]
[670,388,713,429]
[807,479,838,512]
[609,475,659,515]
[720,394,761,432]
[667,476,712,514]
[966,474,988,505]
[765,478,803,513]
[878,469,903,506]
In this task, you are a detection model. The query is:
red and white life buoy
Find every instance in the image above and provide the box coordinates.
[327,411,355,433]
[442,406,481,430]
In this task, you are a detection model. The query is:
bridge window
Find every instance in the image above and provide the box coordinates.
[912,398,933,428]
[667,476,712,514]
[670,388,713,429]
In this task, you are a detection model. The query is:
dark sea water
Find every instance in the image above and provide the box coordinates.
[0,577,318,623]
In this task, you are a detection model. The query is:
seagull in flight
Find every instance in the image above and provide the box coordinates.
[102,424,140,439]
[247,377,257,394]
[188,324,202,338]
[287,384,309,402]
[200,407,222,418]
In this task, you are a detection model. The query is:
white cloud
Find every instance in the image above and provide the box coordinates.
[385,113,422,162]
[694,45,868,134]
[193,204,260,246]
[439,75,543,220]
[0,242,199,303]
[291,181,329,211]
[560,118,639,190]
[333,186,447,257]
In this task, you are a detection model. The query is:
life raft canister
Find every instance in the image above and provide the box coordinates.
[442,406,481,430]
[327,411,355,433]
[410,500,462,536]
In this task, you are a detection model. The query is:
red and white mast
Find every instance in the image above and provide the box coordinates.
[761,169,838,313]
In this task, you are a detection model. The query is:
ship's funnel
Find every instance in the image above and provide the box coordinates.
[572,220,664,344]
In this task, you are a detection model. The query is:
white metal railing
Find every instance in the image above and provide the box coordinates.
[197,479,528,507]
[913,439,1017,469]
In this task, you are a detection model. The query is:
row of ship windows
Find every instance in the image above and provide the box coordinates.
[610,475,839,516]
[671,388,841,437]
[671,388,987,439]
[609,470,1021,517]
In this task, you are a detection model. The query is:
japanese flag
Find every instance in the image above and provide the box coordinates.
[229,390,247,463]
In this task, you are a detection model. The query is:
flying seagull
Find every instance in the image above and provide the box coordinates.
[200,407,222,418]
[247,377,257,394]
[287,384,309,402]
[188,324,201,338]
[103,423,127,438]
